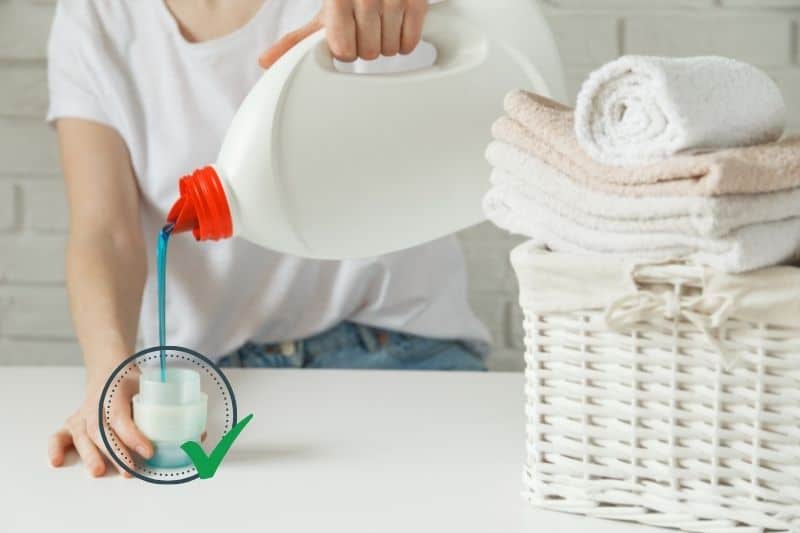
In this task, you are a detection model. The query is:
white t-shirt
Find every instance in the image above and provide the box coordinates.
[47,0,490,358]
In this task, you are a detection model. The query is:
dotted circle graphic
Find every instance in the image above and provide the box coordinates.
[98,346,238,485]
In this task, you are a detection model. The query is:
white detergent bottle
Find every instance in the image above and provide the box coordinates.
[167,0,564,259]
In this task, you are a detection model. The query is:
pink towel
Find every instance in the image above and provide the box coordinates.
[494,90,800,197]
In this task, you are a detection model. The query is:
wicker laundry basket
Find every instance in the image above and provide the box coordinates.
[511,241,800,533]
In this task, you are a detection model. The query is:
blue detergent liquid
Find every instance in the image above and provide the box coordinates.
[157,223,174,382]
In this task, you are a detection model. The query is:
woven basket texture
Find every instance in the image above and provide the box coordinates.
[521,262,800,532]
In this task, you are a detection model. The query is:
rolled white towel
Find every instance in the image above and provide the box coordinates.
[575,55,786,166]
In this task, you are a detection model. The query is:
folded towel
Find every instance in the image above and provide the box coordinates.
[482,184,800,273]
[486,141,800,237]
[574,56,786,166]
[495,90,800,197]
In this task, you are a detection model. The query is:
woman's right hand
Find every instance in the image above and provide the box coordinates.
[48,368,153,478]
[259,0,429,69]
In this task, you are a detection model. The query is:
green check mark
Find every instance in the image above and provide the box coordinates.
[181,413,254,479]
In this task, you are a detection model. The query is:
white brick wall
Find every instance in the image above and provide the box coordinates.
[2,0,799,370]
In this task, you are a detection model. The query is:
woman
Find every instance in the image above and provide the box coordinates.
[46,0,489,478]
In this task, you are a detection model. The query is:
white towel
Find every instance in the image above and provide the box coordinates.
[482,183,800,273]
[486,141,800,238]
[574,56,786,167]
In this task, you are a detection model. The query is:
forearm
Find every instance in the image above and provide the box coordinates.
[55,118,146,383]
[66,227,147,383]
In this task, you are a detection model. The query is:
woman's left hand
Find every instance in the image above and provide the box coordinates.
[259,0,429,69]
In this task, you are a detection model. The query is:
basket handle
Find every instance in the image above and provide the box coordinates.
[628,262,707,289]
[604,270,740,369]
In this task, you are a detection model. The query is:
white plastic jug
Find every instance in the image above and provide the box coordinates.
[168,0,564,259]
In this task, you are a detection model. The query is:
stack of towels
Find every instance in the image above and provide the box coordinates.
[484,55,800,273]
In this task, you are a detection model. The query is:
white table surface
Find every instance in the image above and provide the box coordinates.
[1,367,655,533]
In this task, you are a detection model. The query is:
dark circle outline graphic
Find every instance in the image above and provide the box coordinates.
[103,352,230,480]
[98,345,238,484]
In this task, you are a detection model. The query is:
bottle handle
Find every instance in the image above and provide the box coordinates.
[277,0,554,97]
[261,0,562,103]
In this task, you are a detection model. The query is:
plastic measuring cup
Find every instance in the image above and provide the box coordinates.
[132,368,208,468]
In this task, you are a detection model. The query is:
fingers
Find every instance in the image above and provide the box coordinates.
[98,372,145,478]
[260,0,428,68]
[258,16,324,69]
[109,398,153,461]
[86,416,136,478]
[48,429,73,467]
[400,0,428,55]
[111,415,153,462]
[325,0,358,62]
[354,0,381,60]
[61,410,135,478]
[70,420,107,478]
[89,424,134,479]
[380,0,404,56]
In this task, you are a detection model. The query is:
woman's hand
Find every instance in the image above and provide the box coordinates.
[259,0,429,69]
[48,368,152,478]
[50,119,152,478]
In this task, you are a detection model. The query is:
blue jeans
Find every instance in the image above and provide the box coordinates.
[217,322,487,371]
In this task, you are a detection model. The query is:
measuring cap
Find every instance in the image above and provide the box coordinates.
[132,368,208,469]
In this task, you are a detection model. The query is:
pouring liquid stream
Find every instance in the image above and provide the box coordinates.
[157,223,174,382]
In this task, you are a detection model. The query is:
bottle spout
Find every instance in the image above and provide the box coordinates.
[166,166,233,241]
[167,195,198,234]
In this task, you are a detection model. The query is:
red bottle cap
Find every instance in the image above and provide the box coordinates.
[167,166,233,241]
